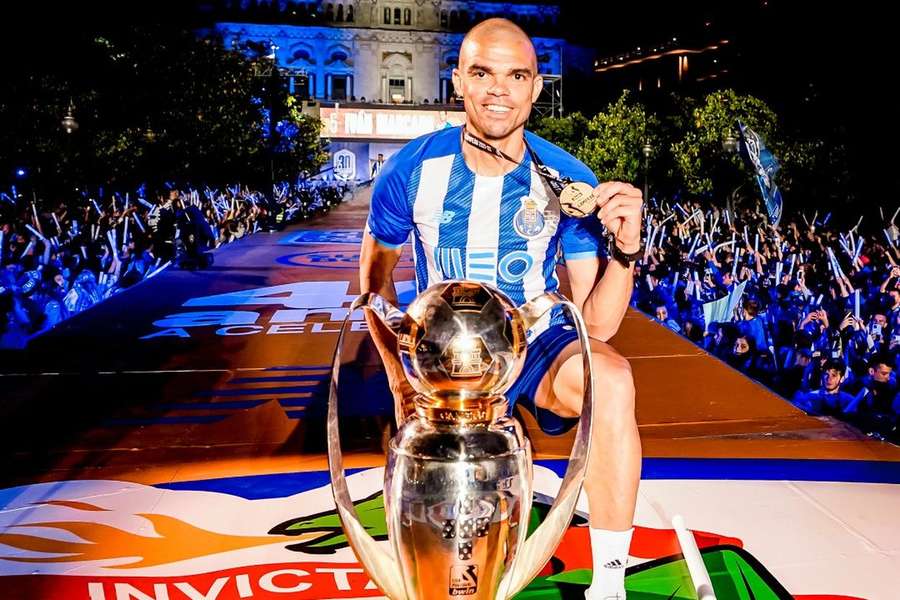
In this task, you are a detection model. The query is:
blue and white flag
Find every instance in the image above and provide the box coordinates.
[702,280,748,332]
[738,121,783,226]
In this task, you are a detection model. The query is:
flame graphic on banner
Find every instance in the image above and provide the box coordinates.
[0,502,305,568]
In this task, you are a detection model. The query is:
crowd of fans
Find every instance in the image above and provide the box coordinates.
[4,173,897,443]
[632,199,900,443]
[1,180,349,348]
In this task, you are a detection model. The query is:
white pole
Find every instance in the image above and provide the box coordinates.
[672,515,716,600]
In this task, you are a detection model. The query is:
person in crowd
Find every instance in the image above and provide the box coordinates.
[792,357,856,416]
[653,304,681,333]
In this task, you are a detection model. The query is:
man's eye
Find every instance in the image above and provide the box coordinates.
[514,73,524,80]
[474,71,486,78]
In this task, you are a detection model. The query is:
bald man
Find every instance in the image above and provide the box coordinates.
[361,19,642,599]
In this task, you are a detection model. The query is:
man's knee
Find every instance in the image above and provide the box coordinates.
[594,350,634,393]
[592,349,635,417]
[549,345,634,417]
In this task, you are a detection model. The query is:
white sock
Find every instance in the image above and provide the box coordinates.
[586,527,633,600]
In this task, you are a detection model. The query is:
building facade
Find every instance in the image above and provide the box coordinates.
[213,0,564,105]
[206,0,575,178]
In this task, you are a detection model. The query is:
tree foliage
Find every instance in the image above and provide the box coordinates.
[0,25,326,196]
[574,92,660,184]
[532,92,659,184]
[282,96,330,179]
[670,89,779,196]
[532,88,852,210]
[530,112,589,156]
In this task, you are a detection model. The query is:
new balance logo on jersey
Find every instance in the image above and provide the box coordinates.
[437,210,456,224]
[602,559,625,569]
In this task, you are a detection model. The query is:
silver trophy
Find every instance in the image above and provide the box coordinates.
[327,280,594,599]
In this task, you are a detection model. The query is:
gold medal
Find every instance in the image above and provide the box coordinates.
[558,181,596,218]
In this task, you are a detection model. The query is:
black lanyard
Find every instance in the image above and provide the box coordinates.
[461,127,571,198]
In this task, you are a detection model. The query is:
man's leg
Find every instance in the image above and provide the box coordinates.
[535,338,641,597]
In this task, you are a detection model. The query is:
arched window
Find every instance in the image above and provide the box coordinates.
[325,3,333,20]
[394,7,401,24]
[336,3,343,21]
[291,48,313,64]
[403,8,411,25]
[440,10,448,27]
[450,10,458,27]
[384,7,391,23]
[330,49,349,63]
[346,5,354,21]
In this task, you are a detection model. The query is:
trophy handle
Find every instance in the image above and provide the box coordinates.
[354,291,405,335]
[512,291,564,332]
[497,294,595,599]
[327,294,408,600]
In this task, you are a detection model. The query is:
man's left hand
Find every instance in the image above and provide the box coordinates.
[593,182,644,254]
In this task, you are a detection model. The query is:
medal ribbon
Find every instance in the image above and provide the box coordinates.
[461,127,570,197]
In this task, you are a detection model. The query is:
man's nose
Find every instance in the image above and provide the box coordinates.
[487,78,510,95]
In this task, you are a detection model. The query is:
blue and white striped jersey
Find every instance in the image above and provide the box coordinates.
[367,125,606,309]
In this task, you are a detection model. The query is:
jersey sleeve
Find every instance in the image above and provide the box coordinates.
[366,156,413,248]
[557,168,607,260]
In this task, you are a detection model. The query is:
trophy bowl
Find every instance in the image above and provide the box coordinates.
[397,281,528,402]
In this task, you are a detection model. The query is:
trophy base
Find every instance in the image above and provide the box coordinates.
[386,414,532,600]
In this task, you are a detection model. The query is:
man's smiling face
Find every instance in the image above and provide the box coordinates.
[452,21,542,142]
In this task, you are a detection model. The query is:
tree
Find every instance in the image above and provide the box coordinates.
[669,89,779,199]
[0,24,326,198]
[776,135,854,208]
[530,112,589,156]
[573,91,660,184]
[666,89,856,210]
[280,96,329,180]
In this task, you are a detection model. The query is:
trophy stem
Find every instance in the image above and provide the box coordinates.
[414,394,509,425]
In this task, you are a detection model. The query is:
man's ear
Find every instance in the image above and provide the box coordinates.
[452,68,462,98]
[531,73,543,103]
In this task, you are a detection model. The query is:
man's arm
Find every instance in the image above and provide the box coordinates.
[568,256,633,342]
[359,230,402,302]
[565,181,643,342]
[359,230,417,423]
